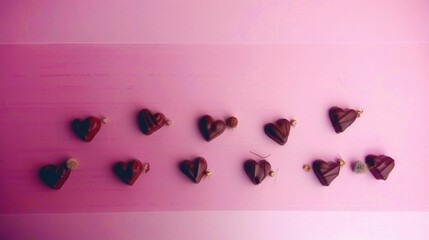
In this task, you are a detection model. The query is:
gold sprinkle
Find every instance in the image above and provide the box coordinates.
[204,170,212,177]
[166,119,173,126]
[143,163,150,173]
[101,116,109,124]
[269,171,276,177]
[303,164,311,172]
[66,158,79,170]
[290,119,297,127]
[339,159,346,167]
[356,110,363,118]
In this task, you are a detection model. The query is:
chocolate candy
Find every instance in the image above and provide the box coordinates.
[40,162,71,190]
[243,159,273,185]
[329,107,360,133]
[114,160,145,185]
[138,109,166,135]
[365,155,395,180]
[198,115,226,142]
[264,118,292,145]
[179,157,209,184]
[312,160,341,186]
[226,116,238,128]
[71,116,102,142]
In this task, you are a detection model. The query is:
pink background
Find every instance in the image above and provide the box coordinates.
[1,0,429,239]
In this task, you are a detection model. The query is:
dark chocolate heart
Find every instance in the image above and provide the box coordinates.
[114,160,145,185]
[365,155,395,180]
[179,157,208,184]
[264,119,292,145]
[72,116,102,142]
[329,107,359,133]
[40,163,71,190]
[138,109,166,135]
[312,160,341,186]
[243,159,272,185]
[198,115,226,142]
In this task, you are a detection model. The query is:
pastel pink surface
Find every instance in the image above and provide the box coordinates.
[1,211,428,240]
[1,44,428,213]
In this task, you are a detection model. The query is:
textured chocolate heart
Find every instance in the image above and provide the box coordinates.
[72,116,101,142]
[365,155,395,180]
[244,159,272,185]
[198,115,226,142]
[40,163,71,190]
[264,118,292,145]
[114,160,145,185]
[179,157,208,183]
[329,107,359,133]
[138,109,166,135]
[312,160,341,186]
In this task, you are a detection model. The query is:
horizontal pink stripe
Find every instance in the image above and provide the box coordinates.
[1,0,429,43]
[1,211,428,240]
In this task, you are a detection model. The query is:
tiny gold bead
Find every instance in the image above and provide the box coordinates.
[303,164,311,172]
[66,158,79,170]
[101,117,109,124]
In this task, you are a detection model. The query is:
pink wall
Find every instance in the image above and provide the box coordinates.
[1,0,428,239]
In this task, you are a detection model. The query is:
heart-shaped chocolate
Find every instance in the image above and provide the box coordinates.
[72,116,102,142]
[264,118,292,145]
[365,155,395,180]
[329,107,360,133]
[114,160,145,185]
[243,159,272,185]
[198,115,226,142]
[40,162,71,190]
[138,109,166,135]
[179,157,209,184]
[312,160,341,186]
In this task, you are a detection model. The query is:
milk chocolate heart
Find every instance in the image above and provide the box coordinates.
[264,118,293,145]
[40,162,71,190]
[365,155,395,180]
[312,160,341,186]
[198,115,226,142]
[179,157,209,183]
[72,116,102,142]
[138,109,166,135]
[329,107,360,133]
[244,159,273,185]
[114,160,146,185]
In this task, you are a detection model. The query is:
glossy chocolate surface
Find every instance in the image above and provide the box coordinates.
[329,107,358,133]
[312,160,340,186]
[198,115,226,142]
[138,109,166,135]
[179,157,208,184]
[71,116,101,142]
[264,118,291,146]
[365,154,395,180]
[244,159,272,185]
[40,162,71,190]
[114,160,144,185]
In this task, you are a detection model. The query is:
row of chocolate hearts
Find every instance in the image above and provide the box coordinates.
[40,154,394,189]
[73,106,361,144]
